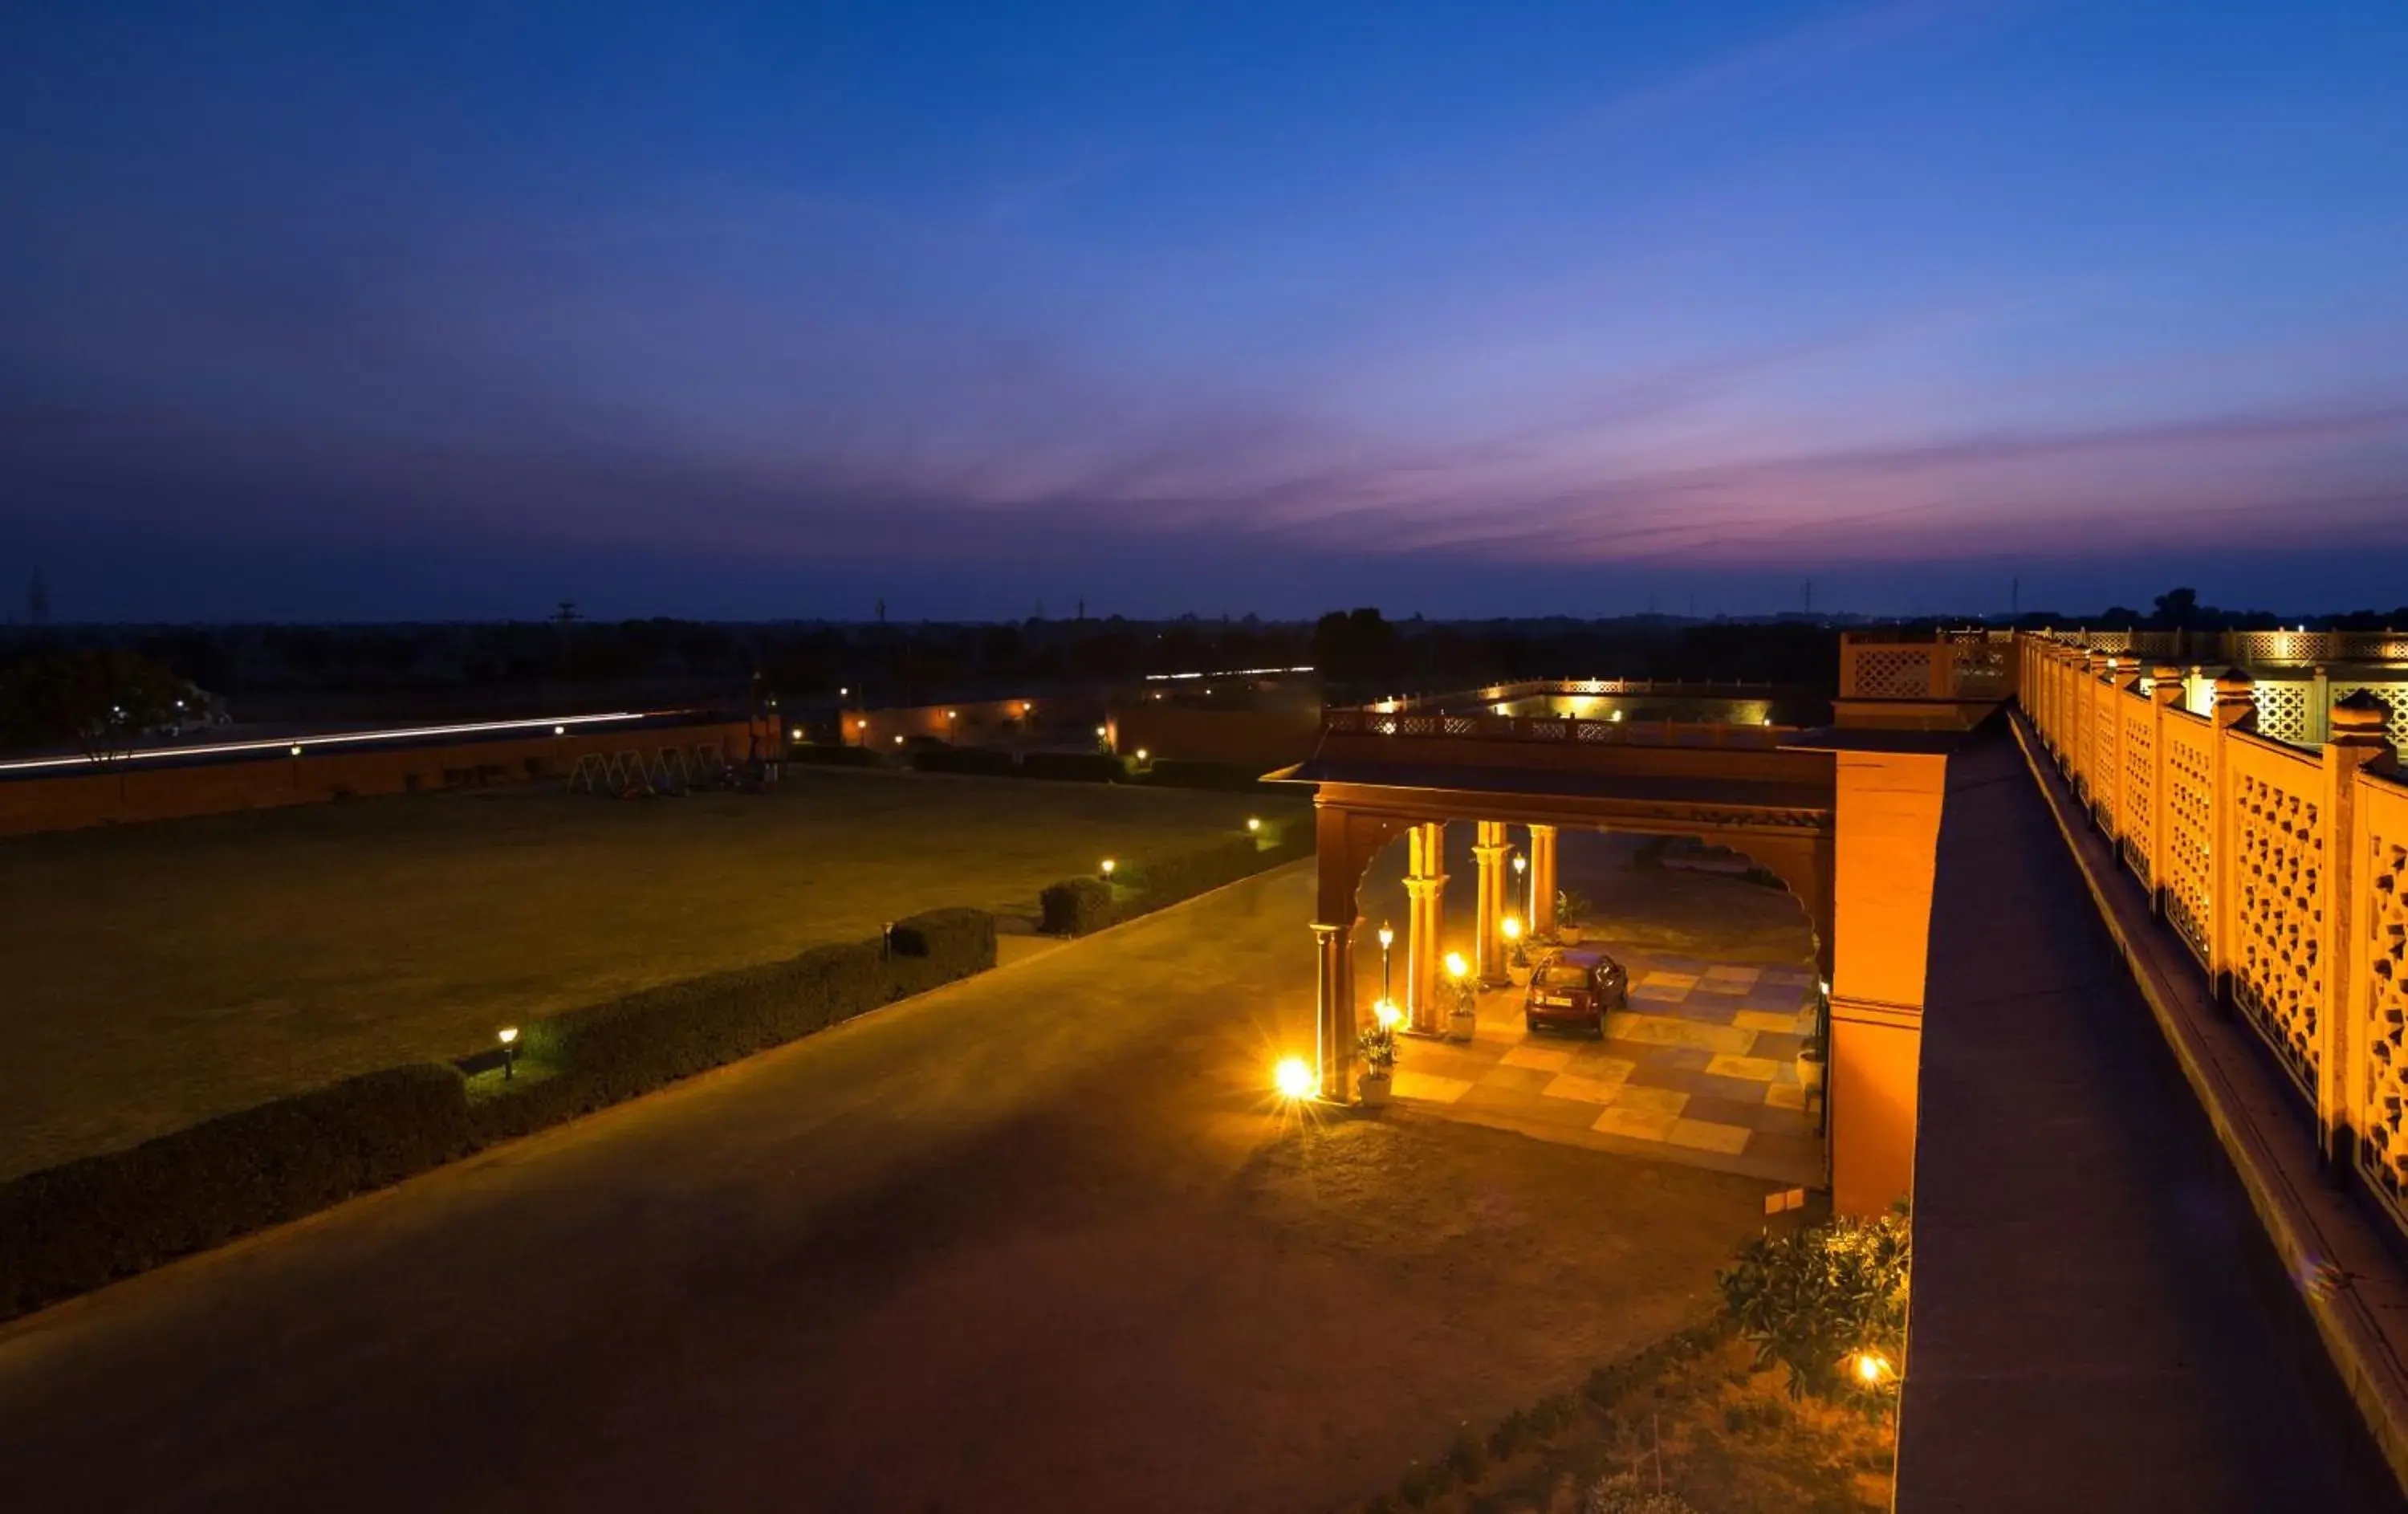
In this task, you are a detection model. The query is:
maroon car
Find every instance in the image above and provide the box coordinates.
[1524,946,1629,1036]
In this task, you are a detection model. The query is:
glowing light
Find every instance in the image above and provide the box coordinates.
[1273,1056,1315,1100]
[1503,916,1523,941]
[858,719,869,731]
[1135,748,1149,761]
[1610,710,1625,722]
[1246,817,1262,832]
[840,686,848,697]
[1820,979,1832,996]
[791,728,803,741]
[1445,950,1469,979]
[1374,999,1403,1029]
[893,735,904,744]
[947,710,958,719]
[1851,1349,1894,1386]
[1512,853,1527,876]
[498,1027,519,1045]
[1100,858,1117,877]
[1096,725,1108,737]
[1377,923,1394,950]
[1493,702,1508,715]
[554,725,566,736]
[289,743,303,756]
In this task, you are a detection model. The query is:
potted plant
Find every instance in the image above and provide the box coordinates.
[1555,887,1591,942]
[1357,1014,1398,1107]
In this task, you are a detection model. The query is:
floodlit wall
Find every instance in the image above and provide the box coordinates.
[2022,635,2408,1232]
[0,720,759,838]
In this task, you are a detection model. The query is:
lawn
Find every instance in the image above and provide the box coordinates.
[0,767,1300,1179]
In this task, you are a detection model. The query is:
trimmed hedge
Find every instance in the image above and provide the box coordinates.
[1040,876,1116,935]
[476,906,995,1137]
[0,1064,474,1319]
[1019,751,1122,783]
[909,746,1019,777]
[1038,825,1311,938]
[0,908,995,1323]
[785,743,881,767]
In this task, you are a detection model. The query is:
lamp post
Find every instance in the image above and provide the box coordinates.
[1443,950,1475,1042]
[498,1026,519,1081]
[1378,921,1395,1004]
[1512,849,1531,927]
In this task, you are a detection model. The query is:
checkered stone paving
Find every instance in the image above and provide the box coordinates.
[1390,946,1825,1187]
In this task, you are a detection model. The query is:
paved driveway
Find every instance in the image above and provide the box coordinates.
[0,862,1769,1514]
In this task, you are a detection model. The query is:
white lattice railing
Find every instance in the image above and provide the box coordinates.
[2353,775,2408,1226]
[2017,632,2408,1244]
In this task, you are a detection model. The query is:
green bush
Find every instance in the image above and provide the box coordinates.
[1019,751,1122,783]
[784,743,881,767]
[909,746,1018,777]
[0,1064,474,1319]
[1718,1207,1910,1404]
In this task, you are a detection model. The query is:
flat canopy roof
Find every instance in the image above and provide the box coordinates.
[1265,757,1832,814]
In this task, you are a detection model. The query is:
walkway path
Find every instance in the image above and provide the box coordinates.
[1897,729,2402,1511]
[0,863,1769,1514]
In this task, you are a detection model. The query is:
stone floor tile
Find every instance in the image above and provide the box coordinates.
[1611,1085,1690,1115]
[1683,1093,1773,1128]
[1748,1032,1805,1063]
[1641,1068,1778,1105]
[1592,1105,1681,1141]
[1540,1070,1629,1104]
[1734,1010,1801,1033]
[1703,1052,1783,1082]
[1393,1070,1472,1104]
[1664,1118,1753,1154]
[1613,1015,1757,1055]
[1764,1081,1808,1110]
[1478,1064,1559,1095]
[1499,1044,1573,1072]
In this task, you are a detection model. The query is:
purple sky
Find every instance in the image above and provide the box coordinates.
[5,1,2407,621]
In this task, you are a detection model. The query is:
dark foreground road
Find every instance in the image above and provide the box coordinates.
[0,863,1768,1514]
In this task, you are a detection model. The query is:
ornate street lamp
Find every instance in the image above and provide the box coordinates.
[1377,921,1395,1003]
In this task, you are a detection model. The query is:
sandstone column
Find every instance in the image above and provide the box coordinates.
[1312,921,1353,1102]
[1474,820,1509,987]
[1529,823,1559,941]
[1404,822,1447,1034]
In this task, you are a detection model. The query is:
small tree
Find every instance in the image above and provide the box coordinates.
[0,648,195,762]
[1718,1207,1910,1406]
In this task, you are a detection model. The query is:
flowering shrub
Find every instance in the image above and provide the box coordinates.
[1717,1207,1910,1405]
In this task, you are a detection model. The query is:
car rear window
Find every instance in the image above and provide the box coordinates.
[1536,964,1588,987]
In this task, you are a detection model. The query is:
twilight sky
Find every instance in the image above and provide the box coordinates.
[5,1,2407,621]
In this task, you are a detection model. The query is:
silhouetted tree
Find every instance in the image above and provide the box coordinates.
[0,648,194,760]
[2149,587,2199,629]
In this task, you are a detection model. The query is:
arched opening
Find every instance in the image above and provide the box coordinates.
[1352,820,1827,1187]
